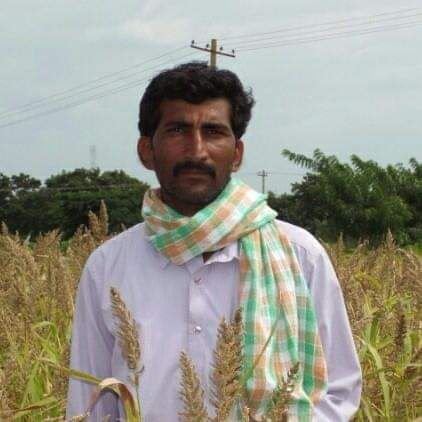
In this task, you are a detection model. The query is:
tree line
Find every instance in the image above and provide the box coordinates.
[1,151,420,244]
[268,150,421,245]
[0,169,149,238]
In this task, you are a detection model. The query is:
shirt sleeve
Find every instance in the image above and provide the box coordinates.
[66,252,118,421]
[294,242,362,421]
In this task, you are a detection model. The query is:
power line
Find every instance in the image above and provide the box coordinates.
[219,7,419,41]
[236,20,422,52]
[4,8,416,120]
[240,170,307,193]
[0,170,307,193]
[5,13,418,126]
[0,51,199,129]
[0,184,147,193]
[268,171,306,175]
[239,171,305,176]
[0,46,187,118]
[193,9,422,58]
[0,48,193,122]
[3,8,421,129]
[231,11,422,48]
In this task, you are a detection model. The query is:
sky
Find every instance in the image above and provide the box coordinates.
[1,0,421,194]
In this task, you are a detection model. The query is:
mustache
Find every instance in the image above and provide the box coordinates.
[173,161,216,178]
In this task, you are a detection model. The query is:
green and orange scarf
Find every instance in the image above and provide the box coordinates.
[142,178,327,420]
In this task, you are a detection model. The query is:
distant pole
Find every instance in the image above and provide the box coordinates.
[191,39,235,68]
[257,170,269,194]
[89,145,97,169]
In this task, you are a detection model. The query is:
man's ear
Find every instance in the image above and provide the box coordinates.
[137,136,154,170]
[231,139,244,172]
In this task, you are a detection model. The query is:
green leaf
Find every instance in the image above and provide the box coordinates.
[359,337,391,420]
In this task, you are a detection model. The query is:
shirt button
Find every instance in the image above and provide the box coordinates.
[193,325,202,334]
[194,277,201,284]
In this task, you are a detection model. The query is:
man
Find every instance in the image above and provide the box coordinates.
[67,62,361,421]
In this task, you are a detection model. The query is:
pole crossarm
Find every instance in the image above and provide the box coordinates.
[190,45,236,58]
[190,39,235,68]
[257,170,269,194]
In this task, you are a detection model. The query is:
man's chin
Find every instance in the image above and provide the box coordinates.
[176,187,219,206]
[160,178,229,209]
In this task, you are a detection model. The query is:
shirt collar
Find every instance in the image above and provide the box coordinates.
[153,240,240,269]
[205,241,239,265]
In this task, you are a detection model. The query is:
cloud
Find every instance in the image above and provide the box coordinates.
[2,0,421,189]
[120,17,192,45]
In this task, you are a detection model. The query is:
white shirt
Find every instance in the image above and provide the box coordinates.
[66,220,362,421]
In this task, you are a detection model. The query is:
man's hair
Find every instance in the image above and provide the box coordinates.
[138,61,255,139]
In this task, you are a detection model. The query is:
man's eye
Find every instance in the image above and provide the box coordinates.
[168,126,183,133]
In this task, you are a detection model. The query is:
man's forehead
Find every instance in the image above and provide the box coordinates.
[158,98,231,122]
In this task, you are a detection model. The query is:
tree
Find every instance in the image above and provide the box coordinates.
[0,173,46,235]
[267,192,298,224]
[45,168,149,237]
[1,168,149,239]
[0,173,11,211]
[11,173,41,191]
[278,149,420,244]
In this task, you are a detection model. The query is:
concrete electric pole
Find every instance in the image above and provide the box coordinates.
[89,145,97,169]
[190,39,235,68]
[257,170,269,194]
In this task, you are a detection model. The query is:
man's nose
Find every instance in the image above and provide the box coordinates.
[187,129,208,160]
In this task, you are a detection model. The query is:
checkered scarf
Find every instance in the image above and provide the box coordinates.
[142,178,327,420]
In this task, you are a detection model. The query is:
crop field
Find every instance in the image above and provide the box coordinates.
[0,206,420,421]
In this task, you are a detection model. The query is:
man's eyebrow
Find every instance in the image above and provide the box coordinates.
[163,120,192,128]
[201,122,231,131]
[162,120,231,131]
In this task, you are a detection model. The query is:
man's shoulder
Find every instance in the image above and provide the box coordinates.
[275,219,327,261]
[274,220,338,291]
[85,222,148,268]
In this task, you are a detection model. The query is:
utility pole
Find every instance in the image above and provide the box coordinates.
[257,170,269,194]
[190,39,235,68]
[89,145,97,169]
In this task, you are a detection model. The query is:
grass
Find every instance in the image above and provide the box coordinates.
[324,233,421,421]
[410,243,422,256]
[0,206,420,420]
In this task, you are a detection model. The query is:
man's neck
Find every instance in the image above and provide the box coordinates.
[158,189,203,217]
[156,189,222,262]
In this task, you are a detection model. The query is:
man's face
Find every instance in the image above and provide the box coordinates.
[138,98,244,216]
